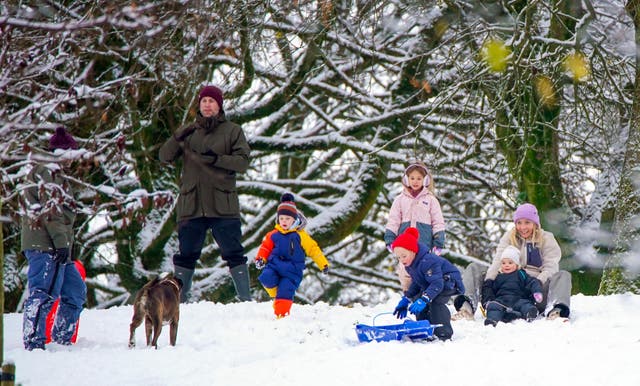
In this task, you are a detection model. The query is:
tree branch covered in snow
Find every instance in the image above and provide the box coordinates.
[1,0,636,309]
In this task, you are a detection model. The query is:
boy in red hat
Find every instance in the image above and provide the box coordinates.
[391,227,464,340]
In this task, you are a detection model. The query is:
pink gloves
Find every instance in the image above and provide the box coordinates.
[533,292,543,303]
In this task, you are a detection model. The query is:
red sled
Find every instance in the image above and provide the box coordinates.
[45,260,86,344]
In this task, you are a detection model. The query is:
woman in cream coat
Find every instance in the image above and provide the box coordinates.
[452,203,571,320]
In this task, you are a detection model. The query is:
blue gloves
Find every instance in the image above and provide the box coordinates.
[393,297,410,319]
[409,296,430,315]
[395,295,431,318]
[322,265,329,275]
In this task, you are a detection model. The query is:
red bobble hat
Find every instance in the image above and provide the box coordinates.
[198,85,224,113]
[391,227,420,253]
[277,193,297,218]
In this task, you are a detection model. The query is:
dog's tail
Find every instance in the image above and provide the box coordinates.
[140,273,175,309]
[138,275,163,309]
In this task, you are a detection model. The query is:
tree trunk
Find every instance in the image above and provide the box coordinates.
[1,199,4,366]
[493,0,578,237]
[599,0,640,295]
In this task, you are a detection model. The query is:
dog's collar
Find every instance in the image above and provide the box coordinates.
[161,277,180,292]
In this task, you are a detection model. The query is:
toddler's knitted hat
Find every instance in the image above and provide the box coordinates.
[501,245,521,267]
[277,193,297,218]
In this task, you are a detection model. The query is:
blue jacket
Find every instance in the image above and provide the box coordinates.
[256,215,328,283]
[404,244,464,301]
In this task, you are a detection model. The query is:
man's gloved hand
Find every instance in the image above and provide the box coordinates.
[174,125,196,142]
[409,296,430,315]
[52,248,70,264]
[255,258,266,270]
[201,149,218,163]
[393,296,410,319]
[321,265,329,275]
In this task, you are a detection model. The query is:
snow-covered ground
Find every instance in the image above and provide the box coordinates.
[4,293,640,386]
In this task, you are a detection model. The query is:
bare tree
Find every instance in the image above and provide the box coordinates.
[600,0,640,295]
[1,0,636,309]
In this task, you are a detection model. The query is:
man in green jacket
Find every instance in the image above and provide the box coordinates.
[159,85,252,302]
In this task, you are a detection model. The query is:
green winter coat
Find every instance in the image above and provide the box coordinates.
[159,114,250,222]
[21,162,76,252]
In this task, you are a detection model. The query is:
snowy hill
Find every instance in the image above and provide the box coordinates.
[4,294,640,386]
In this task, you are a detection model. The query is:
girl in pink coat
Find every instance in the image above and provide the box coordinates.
[384,162,446,290]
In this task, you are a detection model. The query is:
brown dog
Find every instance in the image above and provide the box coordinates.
[128,272,182,349]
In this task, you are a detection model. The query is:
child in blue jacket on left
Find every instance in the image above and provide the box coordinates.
[391,227,464,340]
[255,193,329,318]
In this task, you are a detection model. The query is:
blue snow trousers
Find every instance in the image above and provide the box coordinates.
[23,250,87,350]
[258,256,305,300]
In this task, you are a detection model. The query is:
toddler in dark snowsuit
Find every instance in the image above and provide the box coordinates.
[481,245,543,326]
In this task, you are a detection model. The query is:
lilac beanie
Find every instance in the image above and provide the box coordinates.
[513,203,540,226]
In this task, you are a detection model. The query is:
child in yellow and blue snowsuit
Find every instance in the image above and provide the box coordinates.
[254,193,329,318]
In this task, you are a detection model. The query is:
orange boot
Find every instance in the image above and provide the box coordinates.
[273,299,293,318]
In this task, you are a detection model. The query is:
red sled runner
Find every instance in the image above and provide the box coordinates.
[45,260,86,344]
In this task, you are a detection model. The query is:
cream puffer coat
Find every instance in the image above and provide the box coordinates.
[487,229,562,284]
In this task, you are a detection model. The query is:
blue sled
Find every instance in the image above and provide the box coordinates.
[355,313,441,343]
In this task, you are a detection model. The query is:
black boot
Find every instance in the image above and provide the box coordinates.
[484,319,498,327]
[230,264,252,301]
[525,307,538,322]
[174,265,194,303]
